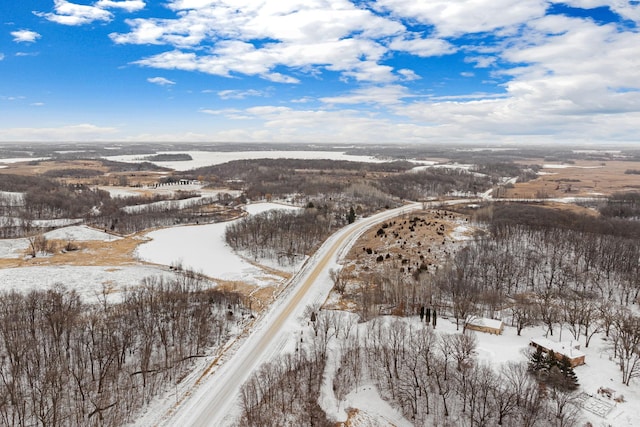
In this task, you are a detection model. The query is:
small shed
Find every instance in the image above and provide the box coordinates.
[464,317,504,335]
[530,337,585,367]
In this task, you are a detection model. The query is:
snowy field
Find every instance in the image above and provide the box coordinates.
[44,225,121,241]
[135,202,302,285]
[0,265,172,304]
[104,150,386,171]
[0,156,50,164]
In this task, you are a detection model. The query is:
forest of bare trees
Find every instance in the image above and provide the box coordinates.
[237,201,640,426]
[0,271,249,427]
[225,206,343,265]
[239,314,581,427]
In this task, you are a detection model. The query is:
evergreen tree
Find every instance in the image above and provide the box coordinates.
[544,350,558,372]
[528,347,546,373]
[347,206,356,224]
[558,356,580,391]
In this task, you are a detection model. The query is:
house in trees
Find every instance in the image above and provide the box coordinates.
[464,316,504,335]
[529,337,585,367]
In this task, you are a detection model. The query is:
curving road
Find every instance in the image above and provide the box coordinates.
[155,202,424,427]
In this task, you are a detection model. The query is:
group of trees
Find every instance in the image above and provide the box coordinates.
[344,319,581,426]
[225,208,335,265]
[239,351,330,426]
[377,168,492,200]
[0,272,249,427]
[0,172,243,237]
[241,315,582,426]
[235,201,640,426]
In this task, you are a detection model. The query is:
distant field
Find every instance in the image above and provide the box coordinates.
[508,159,640,198]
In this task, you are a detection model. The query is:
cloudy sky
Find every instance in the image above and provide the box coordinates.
[1,0,639,144]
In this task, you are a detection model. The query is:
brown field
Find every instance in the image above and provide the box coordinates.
[0,233,146,269]
[0,159,167,186]
[0,159,109,175]
[507,160,640,199]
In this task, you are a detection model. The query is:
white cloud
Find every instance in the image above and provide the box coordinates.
[113,0,406,83]
[95,0,146,12]
[320,85,410,106]
[217,89,264,100]
[465,56,497,68]
[30,102,45,107]
[35,0,112,26]
[499,15,640,115]
[11,29,41,43]
[388,35,456,57]
[147,76,176,86]
[0,53,4,61]
[375,0,548,37]
[0,124,118,142]
[397,69,420,81]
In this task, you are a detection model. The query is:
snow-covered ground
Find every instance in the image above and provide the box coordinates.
[121,195,217,213]
[0,156,49,164]
[44,225,121,241]
[0,237,30,258]
[135,202,302,285]
[0,225,120,259]
[104,150,386,171]
[0,265,172,303]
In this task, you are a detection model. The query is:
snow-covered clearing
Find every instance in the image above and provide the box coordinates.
[0,265,171,303]
[0,156,49,164]
[342,386,414,427]
[44,225,121,241]
[121,194,216,213]
[135,202,302,286]
[104,150,386,171]
[0,237,29,258]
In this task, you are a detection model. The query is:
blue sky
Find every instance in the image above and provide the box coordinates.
[1,0,639,144]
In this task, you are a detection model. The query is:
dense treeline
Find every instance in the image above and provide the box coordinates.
[0,272,249,427]
[376,168,492,200]
[180,158,414,202]
[598,191,640,219]
[432,204,640,329]
[225,208,334,265]
[240,351,331,427]
[90,199,241,235]
[0,174,111,221]
[477,203,640,238]
[0,173,239,236]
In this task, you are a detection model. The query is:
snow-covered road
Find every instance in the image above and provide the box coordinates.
[149,202,423,427]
